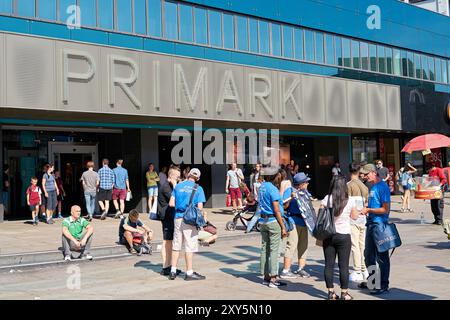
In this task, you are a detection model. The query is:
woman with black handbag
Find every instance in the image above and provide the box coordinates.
[320,175,360,300]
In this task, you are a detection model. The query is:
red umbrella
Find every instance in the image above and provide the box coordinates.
[401,133,450,154]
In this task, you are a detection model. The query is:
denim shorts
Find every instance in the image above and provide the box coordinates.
[147,186,158,197]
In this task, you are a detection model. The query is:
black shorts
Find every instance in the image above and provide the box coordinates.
[161,215,175,241]
[98,188,112,202]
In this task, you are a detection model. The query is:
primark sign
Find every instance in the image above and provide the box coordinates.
[0,33,401,130]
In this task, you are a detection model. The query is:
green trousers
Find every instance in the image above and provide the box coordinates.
[260,221,282,277]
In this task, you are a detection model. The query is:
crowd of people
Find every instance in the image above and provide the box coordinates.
[3,155,449,298]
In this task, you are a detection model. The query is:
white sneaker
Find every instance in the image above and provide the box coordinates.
[349,271,364,282]
[81,254,93,260]
[64,255,72,261]
[362,270,370,280]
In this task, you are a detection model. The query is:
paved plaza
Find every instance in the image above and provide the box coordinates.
[0,196,448,300]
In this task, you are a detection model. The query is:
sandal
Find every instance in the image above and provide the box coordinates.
[327,291,339,300]
[340,291,354,300]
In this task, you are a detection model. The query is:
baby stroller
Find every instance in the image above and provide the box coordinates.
[225,201,261,232]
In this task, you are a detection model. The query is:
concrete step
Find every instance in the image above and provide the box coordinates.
[0,231,259,271]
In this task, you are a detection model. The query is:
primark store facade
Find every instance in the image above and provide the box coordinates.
[0,0,449,219]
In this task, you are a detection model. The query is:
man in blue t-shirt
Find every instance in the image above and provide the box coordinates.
[169,168,206,281]
[280,173,312,279]
[360,163,391,295]
[258,169,287,288]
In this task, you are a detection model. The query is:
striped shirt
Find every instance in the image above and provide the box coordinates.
[98,166,114,190]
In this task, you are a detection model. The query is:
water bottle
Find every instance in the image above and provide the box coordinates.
[420,212,425,225]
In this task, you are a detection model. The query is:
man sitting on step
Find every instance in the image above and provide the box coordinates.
[62,205,94,261]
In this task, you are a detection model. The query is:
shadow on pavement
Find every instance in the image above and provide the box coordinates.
[355,287,437,300]
[388,217,422,225]
[427,265,450,274]
[422,241,450,250]
[211,209,233,215]
[134,260,162,274]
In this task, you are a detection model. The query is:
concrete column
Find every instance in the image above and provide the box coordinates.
[338,136,351,178]
[0,126,3,223]
[138,128,159,213]
[208,164,228,208]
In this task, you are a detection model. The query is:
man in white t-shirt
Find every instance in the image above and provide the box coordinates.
[225,163,244,212]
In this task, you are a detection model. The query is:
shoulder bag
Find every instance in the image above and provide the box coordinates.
[183,184,206,229]
[312,195,336,240]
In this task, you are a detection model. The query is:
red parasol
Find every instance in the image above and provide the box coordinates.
[401,133,450,154]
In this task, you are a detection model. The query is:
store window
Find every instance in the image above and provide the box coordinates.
[208,10,222,47]
[223,13,235,49]
[98,0,114,30]
[294,28,304,60]
[249,19,258,53]
[282,26,293,58]
[352,138,377,164]
[38,0,56,20]
[134,0,147,34]
[236,16,249,51]
[325,34,335,65]
[271,23,282,56]
[179,4,193,42]
[304,30,315,62]
[194,7,208,45]
[80,0,97,27]
[148,0,162,37]
[259,20,270,55]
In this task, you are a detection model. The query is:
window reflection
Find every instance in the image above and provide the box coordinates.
[351,40,360,69]
[148,0,162,37]
[435,59,442,83]
[361,42,369,70]
[236,16,249,51]
[315,32,324,64]
[0,0,12,14]
[407,51,414,77]
[164,1,178,40]
[377,45,386,73]
[249,19,258,53]
[117,0,132,32]
[282,26,293,58]
[80,0,97,27]
[414,54,422,79]
[393,49,401,76]
[38,0,56,20]
[259,20,270,54]
[194,8,208,45]
[428,56,435,81]
[208,10,222,47]
[98,0,113,29]
[385,47,393,74]
[179,4,193,42]
[335,36,343,67]
[342,38,351,68]
[17,0,35,17]
[304,30,315,62]
[294,28,304,60]
[223,14,235,49]
[325,35,335,65]
[271,23,281,56]
[421,55,429,80]
[133,0,147,34]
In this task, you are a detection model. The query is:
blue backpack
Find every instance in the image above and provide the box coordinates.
[183,184,206,229]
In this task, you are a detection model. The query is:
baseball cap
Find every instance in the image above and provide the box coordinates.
[360,163,377,175]
[293,172,311,185]
[188,168,201,179]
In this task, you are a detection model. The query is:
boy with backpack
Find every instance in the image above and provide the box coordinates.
[26,177,42,226]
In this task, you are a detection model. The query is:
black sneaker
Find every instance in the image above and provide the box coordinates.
[169,272,177,280]
[184,272,206,281]
[100,212,107,220]
[370,287,390,295]
[160,267,171,276]
[433,220,442,225]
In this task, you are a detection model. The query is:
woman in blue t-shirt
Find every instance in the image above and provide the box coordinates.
[258,169,288,288]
